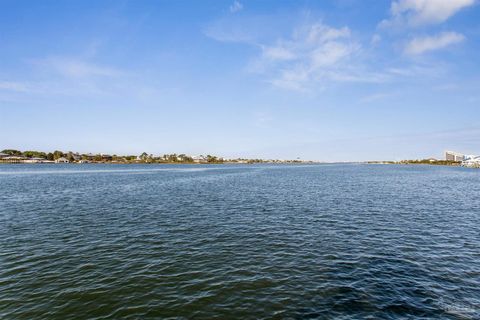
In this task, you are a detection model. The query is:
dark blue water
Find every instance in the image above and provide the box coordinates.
[1,164,479,319]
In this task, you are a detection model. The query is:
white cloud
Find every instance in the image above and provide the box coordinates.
[310,41,352,67]
[208,19,392,91]
[270,67,311,91]
[253,22,363,90]
[404,31,465,55]
[207,13,459,91]
[381,0,475,27]
[230,1,243,13]
[305,24,351,43]
[261,45,296,61]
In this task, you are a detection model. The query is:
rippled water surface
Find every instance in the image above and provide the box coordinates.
[1,164,479,319]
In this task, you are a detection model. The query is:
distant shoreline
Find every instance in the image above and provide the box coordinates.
[0,161,471,167]
[366,161,464,167]
[0,149,313,165]
[0,161,318,165]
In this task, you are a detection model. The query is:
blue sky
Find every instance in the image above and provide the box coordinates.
[1,0,479,161]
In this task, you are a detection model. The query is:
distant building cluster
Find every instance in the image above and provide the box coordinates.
[445,151,480,168]
[445,151,465,162]
[0,149,308,165]
[0,151,114,164]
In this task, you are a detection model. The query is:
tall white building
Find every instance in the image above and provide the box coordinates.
[445,151,464,162]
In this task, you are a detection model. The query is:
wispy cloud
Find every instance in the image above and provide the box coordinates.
[230,1,243,13]
[0,55,130,101]
[256,22,401,90]
[205,7,470,92]
[261,45,296,61]
[34,57,122,78]
[216,20,378,91]
[381,0,476,28]
[360,92,396,103]
[0,81,31,93]
[203,14,278,44]
[264,23,360,90]
[207,16,424,91]
[404,31,465,55]
[371,34,382,45]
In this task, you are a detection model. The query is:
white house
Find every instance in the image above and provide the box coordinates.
[55,157,69,163]
[192,155,206,163]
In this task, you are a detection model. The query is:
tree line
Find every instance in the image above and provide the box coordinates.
[1,149,225,163]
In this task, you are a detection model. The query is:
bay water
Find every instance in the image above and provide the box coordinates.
[1,164,479,319]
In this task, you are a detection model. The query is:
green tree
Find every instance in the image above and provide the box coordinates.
[1,149,22,156]
[139,152,148,161]
[53,150,64,160]
[23,151,47,159]
[206,155,218,163]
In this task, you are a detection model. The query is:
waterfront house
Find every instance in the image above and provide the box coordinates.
[192,155,206,163]
[55,157,69,163]
[101,154,113,161]
[1,156,26,163]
